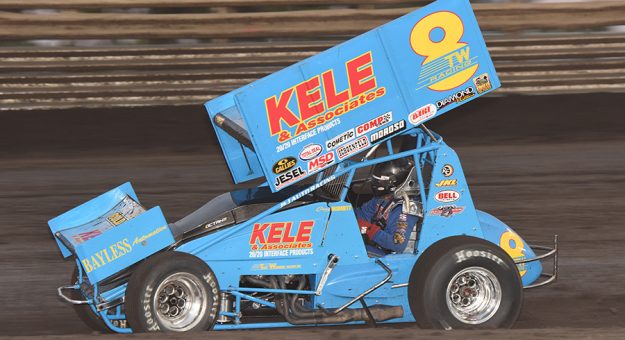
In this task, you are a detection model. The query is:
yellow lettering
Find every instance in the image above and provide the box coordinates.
[81,259,94,273]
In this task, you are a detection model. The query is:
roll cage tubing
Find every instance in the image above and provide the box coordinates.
[180,126,440,256]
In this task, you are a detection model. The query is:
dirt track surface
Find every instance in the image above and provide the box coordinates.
[1,139,625,337]
[1,94,625,338]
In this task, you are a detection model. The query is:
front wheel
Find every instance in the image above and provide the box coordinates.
[409,236,523,329]
[125,252,220,332]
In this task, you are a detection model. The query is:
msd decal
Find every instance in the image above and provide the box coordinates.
[356,112,392,136]
[409,104,436,125]
[249,221,316,257]
[265,51,387,143]
[435,190,460,203]
[308,152,335,173]
[299,143,322,161]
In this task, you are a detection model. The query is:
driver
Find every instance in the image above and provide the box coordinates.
[355,158,421,257]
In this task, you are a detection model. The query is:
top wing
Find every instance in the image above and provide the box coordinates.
[205,0,499,192]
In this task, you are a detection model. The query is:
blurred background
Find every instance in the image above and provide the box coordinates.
[1,0,625,337]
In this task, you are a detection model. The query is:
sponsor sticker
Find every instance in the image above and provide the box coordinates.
[249,221,316,258]
[265,51,387,144]
[436,86,475,110]
[81,238,133,273]
[307,151,335,173]
[326,129,355,150]
[299,143,322,161]
[274,167,306,188]
[272,157,297,174]
[409,104,437,125]
[473,73,493,94]
[442,164,454,177]
[411,12,479,91]
[429,205,464,218]
[434,179,457,187]
[370,120,406,143]
[253,263,303,271]
[337,136,370,160]
[132,225,167,246]
[356,112,392,136]
[435,190,460,203]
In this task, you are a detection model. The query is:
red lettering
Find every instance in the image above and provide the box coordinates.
[322,70,349,109]
[282,222,296,242]
[266,88,299,136]
[347,52,376,97]
[267,222,284,243]
[296,76,324,121]
[295,221,314,242]
[250,223,270,244]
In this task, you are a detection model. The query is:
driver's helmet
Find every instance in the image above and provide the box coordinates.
[371,157,414,195]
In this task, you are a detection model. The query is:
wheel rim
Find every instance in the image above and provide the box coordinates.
[445,266,502,325]
[153,273,208,331]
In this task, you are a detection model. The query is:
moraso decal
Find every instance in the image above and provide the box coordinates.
[370,120,406,143]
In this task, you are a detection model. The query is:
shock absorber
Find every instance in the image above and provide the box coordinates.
[216,292,234,323]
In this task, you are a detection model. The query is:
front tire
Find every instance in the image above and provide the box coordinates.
[125,252,220,332]
[408,236,523,329]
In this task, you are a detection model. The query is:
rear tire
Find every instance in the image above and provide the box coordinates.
[408,236,523,329]
[70,267,113,333]
[125,252,220,332]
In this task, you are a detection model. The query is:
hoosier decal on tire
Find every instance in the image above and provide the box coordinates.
[408,236,523,329]
[125,252,220,332]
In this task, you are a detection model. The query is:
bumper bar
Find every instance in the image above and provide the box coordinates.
[57,284,124,311]
[517,235,558,289]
